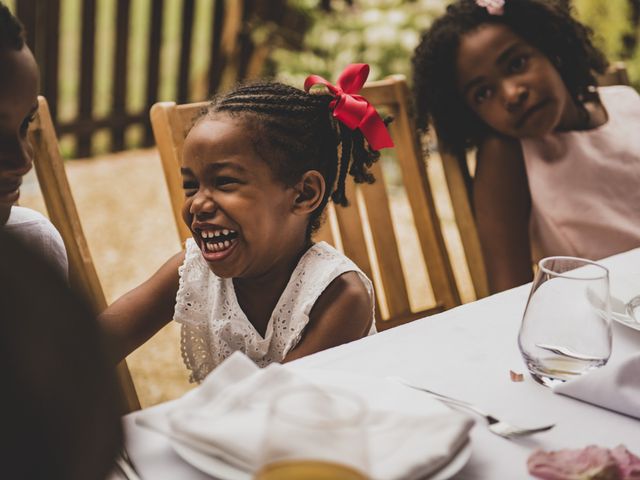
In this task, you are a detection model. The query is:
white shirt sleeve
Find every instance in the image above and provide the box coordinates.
[4,206,69,279]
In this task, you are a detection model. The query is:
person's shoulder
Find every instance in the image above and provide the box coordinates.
[597,85,640,108]
[598,85,639,98]
[5,206,63,244]
[326,271,371,304]
[477,133,522,161]
[310,241,363,268]
[311,270,373,334]
[307,242,372,290]
[474,133,528,214]
[5,206,49,226]
[5,206,68,277]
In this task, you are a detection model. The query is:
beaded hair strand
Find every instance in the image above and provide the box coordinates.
[201,81,381,236]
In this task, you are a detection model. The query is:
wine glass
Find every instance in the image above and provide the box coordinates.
[518,256,612,387]
[255,386,369,480]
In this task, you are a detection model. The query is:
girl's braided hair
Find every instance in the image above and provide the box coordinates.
[412,0,608,151]
[201,81,381,236]
[0,2,25,50]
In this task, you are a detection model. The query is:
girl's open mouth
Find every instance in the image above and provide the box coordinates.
[198,228,239,261]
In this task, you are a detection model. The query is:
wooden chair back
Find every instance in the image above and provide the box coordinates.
[28,96,140,413]
[597,61,631,87]
[150,76,462,330]
[437,141,490,300]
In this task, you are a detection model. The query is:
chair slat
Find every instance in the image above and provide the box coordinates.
[597,62,631,87]
[439,148,489,299]
[358,162,412,319]
[30,97,140,413]
[333,180,375,284]
[150,102,193,244]
[177,101,208,137]
[386,80,460,309]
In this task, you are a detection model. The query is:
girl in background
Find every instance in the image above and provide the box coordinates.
[413,0,640,293]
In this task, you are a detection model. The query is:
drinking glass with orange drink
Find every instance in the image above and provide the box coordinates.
[255,386,369,480]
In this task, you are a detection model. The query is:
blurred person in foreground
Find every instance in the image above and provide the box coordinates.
[0,230,122,480]
[0,2,67,277]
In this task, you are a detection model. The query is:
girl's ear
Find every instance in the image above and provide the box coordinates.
[292,170,325,215]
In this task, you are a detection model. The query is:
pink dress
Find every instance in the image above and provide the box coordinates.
[521,86,640,262]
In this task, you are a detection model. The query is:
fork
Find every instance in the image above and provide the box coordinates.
[114,447,141,480]
[389,376,555,439]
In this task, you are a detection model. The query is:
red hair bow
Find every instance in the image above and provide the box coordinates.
[304,63,394,151]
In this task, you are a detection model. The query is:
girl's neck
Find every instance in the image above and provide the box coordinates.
[233,238,313,336]
[234,239,312,290]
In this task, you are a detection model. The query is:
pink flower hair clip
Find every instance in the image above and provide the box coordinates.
[476,0,505,15]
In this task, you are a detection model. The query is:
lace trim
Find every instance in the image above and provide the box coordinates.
[175,240,375,383]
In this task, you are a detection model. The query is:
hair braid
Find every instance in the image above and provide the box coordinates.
[349,129,378,185]
[200,81,382,237]
[331,124,352,206]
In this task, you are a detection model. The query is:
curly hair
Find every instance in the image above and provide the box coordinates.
[200,81,381,236]
[0,2,25,50]
[412,0,608,152]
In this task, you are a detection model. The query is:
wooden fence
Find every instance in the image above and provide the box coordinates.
[14,0,298,158]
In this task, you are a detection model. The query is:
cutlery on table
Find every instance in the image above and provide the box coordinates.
[389,376,555,439]
[114,447,141,480]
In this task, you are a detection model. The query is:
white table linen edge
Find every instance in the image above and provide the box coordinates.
[135,351,474,480]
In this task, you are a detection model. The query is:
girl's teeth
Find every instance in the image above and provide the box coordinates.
[202,234,236,254]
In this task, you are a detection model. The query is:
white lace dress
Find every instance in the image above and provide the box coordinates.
[174,239,376,383]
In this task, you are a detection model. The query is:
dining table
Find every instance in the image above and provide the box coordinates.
[118,248,640,479]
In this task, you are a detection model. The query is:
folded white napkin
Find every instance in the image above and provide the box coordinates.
[136,352,473,480]
[553,353,640,419]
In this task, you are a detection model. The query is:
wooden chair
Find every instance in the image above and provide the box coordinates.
[597,61,631,87]
[151,75,464,331]
[28,96,140,413]
[438,140,490,300]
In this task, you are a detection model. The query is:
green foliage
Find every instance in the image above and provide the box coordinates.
[268,0,639,90]
[269,0,448,86]
[572,0,640,89]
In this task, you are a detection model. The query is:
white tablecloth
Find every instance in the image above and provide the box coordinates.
[122,248,640,479]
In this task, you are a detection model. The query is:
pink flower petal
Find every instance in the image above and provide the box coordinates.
[475,0,505,15]
[528,446,621,480]
[611,446,640,480]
